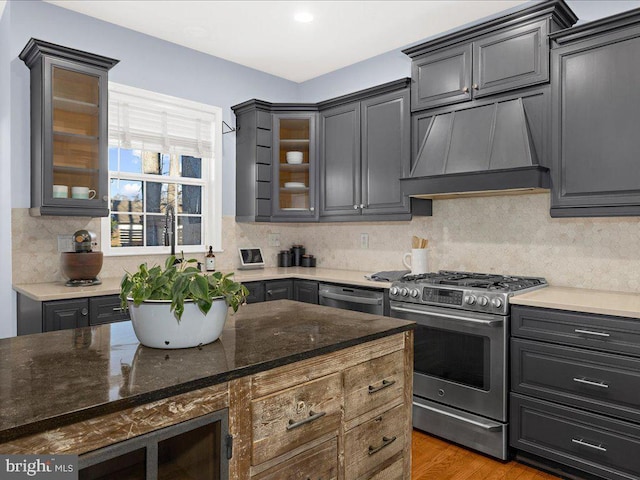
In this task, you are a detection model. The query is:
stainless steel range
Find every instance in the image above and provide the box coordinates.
[389,271,547,460]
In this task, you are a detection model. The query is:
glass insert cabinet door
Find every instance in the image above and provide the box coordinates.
[272,113,318,220]
[46,60,108,209]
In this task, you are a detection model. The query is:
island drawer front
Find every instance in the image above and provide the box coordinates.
[510,393,640,480]
[252,438,338,480]
[344,350,405,421]
[512,306,640,357]
[344,404,405,480]
[251,372,343,466]
[512,338,640,423]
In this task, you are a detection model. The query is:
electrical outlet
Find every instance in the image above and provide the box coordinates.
[360,233,369,249]
[268,233,281,247]
[57,234,74,253]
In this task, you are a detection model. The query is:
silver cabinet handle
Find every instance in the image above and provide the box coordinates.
[353,205,359,209]
[572,438,607,452]
[286,410,326,431]
[472,83,479,90]
[309,207,315,212]
[368,379,396,394]
[112,307,124,313]
[368,436,397,456]
[266,290,273,296]
[80,308,88,316]
[573,377,609,389]
[575,328,610,338]
[462,86,469,93]
[359,203,365,209]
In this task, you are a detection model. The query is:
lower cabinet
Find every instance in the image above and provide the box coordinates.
[79,409,229,480]
[248,334,410,479]
[244,279,317,304]
[17,294,129,335]
[510,305,640,480]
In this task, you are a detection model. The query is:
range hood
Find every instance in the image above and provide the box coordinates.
[401,96,549,199]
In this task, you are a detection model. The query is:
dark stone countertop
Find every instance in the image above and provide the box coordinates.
[0,300,413,443]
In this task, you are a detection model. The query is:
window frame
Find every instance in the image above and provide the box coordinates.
[101,83,222,257]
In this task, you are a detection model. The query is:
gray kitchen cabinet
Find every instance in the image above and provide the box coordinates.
[293,280,319,304]
[264,279,294,301]
[510,304,640,480]
[17,293,129,335]
[19,38,118,217]
[233,101,273,222]
[232,80,430,223]
[550,11,640,217]
[272,112,319,221]
[320,81,419,220]
[243,281,266,304]
[407,19,554,112]
[43,299,90,332]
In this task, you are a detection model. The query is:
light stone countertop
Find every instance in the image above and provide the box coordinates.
[13,267,392,302]
[510,286,640,319]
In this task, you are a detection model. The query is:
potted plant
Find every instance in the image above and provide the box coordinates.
[120,256,249,349]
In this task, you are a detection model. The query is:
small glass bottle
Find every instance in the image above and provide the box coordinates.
[205,246,216,272]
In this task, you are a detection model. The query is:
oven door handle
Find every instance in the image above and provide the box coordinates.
[413,401,502,431]
[391,305,502,326]
[319,291,382,305]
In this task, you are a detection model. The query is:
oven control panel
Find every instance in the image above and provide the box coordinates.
[422,287,463,306]
[389,283,511,314]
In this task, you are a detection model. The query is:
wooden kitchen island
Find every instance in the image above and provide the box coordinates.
[0,300,414,479]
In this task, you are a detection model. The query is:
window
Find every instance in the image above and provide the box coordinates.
[102,83,222,256]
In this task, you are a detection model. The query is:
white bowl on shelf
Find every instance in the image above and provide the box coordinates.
[284,182,306,189]
[286,151,303,164]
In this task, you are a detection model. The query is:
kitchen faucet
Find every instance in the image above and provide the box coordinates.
[163,203,177,259]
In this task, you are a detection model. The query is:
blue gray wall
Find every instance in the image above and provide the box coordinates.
[1,2,12,338]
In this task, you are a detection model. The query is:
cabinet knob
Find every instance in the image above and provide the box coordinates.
[472,83,479,90]
[359,204,365,209]
[353,205,359,210]
[462,86,469,93]
[309,207,315,212]
[102,195,109,202]
[81,308,88,316]
[266,290,273,296]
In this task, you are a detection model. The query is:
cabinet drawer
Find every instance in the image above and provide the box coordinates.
[344,404,405,480]
[511,393,640,480]
[252,438,337,480]
[344,350,404,421]
[512,306,640,357]
[512,338,640,424]
[251,373,342,466]
[89,295,129,325]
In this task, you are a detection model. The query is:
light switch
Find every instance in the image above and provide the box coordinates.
[360,233,369,249]
[57,234,74,253]
[268,233,281,247]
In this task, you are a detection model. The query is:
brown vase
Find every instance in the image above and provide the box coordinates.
[60,251,103,280]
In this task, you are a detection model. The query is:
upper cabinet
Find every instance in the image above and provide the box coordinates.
[232,80,430,223]
[320,82,421,219]
[272,113,319,221]
[550,11,640,217]
[404,1,577,112]
[20,38,119,217]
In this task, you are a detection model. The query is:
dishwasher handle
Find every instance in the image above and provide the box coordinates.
[319,290,383,306]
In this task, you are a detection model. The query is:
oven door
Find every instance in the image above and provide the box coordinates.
[390,301,507,422]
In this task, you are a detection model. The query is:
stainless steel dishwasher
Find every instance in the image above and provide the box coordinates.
[318,283,385,315]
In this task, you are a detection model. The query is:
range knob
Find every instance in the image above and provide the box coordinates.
[477,296,489,307]
[491,297,503,308]
[390,286,399,296]
[400,288,409,297]
[464,295,476,305]
[410,288,420,298]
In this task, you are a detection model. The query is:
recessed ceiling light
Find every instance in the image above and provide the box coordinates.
[294,12,314,23]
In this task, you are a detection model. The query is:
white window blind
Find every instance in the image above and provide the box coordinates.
[109,83,216,158]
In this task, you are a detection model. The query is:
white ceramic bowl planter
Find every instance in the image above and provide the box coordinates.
[128,297,229,349]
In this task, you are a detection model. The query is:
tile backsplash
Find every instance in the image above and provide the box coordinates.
[11,193,640,293]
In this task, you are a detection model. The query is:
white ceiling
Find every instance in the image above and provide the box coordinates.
[44,0,530,83]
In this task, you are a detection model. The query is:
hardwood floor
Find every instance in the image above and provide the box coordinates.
[411,429,560,480]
